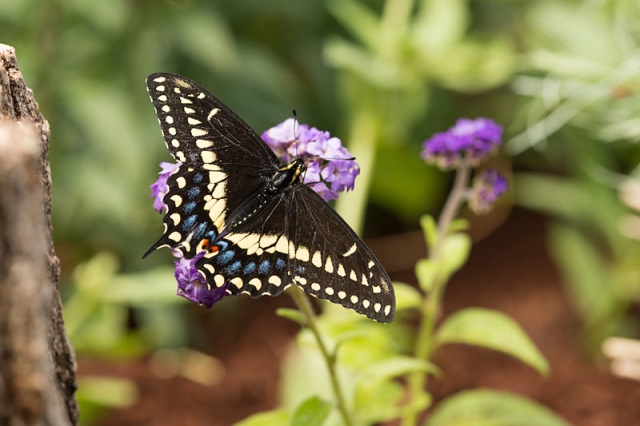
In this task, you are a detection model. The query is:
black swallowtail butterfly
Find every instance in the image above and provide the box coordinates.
[143,73,395,322]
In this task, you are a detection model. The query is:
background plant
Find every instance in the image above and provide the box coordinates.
[2,0,640,424]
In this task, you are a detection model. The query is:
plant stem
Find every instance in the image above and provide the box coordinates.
[288,286,354,426]
[402,163,471,426]
[335,111,378,234]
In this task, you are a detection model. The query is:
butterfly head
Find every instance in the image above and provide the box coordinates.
[273,158,306,189]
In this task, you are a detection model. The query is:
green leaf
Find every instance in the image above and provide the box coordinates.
[436,308,549,376]
[412,0,468,57]
[290,396,331,426]
[277,308,306,325]
[355,358,435,424]
[103,267,185,306]
[393,282,423,311]
[415,259,438,293]
[234,410,290,426]
[426,389,570,426]
[420,215,438,250]
[513,174,590,221]
[326,0,380,51]
[448,218,470,233]
[548,223,618,345]
[356,380,415,424]
[356,357,440,401]
[439,233,471,279]
[324,38,414,90]
[430,37,516,93]
[76,377,137,408]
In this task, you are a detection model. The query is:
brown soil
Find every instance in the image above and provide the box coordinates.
[83,210,640,426]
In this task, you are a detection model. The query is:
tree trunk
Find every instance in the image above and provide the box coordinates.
[0,44,79,426]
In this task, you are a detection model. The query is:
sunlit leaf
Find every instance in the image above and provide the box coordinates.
[415,259,438,292]
[439,233,471,279]
[420,215,438,250]
[291,396,331,426]
[356,356,440,401]
[436,308,549,375]
[393,282,423,311]
[277,308,306,325]
[326,0,380,51]
[77,376,138,408]
[426,389,570,426]
[234,409,290,426]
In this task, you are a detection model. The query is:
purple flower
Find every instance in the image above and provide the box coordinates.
[467,169,509,214]
[151,162,181,212]
[422,118,503,170]
[262,118,298,162]
[174,253,227,308]
[262,119,359,201]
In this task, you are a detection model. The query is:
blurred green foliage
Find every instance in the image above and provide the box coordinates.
[3,0,640,424]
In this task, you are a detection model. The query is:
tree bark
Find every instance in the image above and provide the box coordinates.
[0,44,78,425]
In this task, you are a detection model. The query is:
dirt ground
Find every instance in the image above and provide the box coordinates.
[82,210,640,425]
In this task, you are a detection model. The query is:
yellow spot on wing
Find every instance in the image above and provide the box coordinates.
[191,128,208,137]
[207,108,220,120]
[201,151,216,163]
[343,243,357,257]
[325,257,334,273]
[312,251,322,267]
[196,139,214,148]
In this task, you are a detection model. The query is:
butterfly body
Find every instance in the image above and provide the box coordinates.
[145,73,395,322]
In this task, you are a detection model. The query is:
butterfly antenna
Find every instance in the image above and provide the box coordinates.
[292,109,300,158]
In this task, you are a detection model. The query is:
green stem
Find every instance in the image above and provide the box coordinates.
[335,111,378,235]
[402,163,471,426]
[288,286,354,426]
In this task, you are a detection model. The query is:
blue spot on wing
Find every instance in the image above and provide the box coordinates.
[259,260,271,274]
[227,261,242,274]
[182,215,197,231]
[193,223,208,240]
[276,258,286,270]
[296,265,306,274]
[243,262,256,275]
[216,250,235,265]
[187,187,201,199]
[183,201,196,214]
[193,173,204,183]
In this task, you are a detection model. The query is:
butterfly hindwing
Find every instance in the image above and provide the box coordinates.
[196,184,395,322]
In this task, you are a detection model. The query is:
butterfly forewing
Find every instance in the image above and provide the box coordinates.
[146,73,279,171]
[145,73,396,322]
[145,73,277,255]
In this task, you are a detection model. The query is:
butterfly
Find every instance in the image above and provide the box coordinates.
[143,73,395,323]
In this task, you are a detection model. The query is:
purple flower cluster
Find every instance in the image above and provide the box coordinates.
[421,118,503,169]
[150,162,180,212]
[467,169,509,214]
[174,253,227,308]
[262,118,359,201]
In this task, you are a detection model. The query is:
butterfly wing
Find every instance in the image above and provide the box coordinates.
[144,73,279,257]
[145,73,396,322]
[197,184,396,323]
